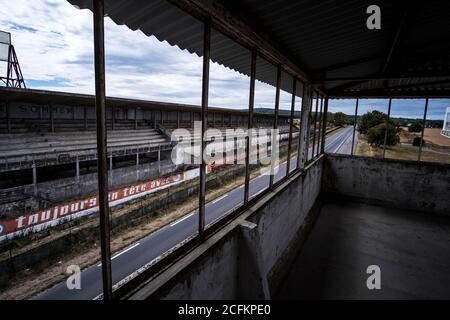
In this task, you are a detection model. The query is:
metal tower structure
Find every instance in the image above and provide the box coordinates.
[0,30,26,88]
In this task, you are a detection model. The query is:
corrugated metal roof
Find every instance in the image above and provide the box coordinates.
[68,0,450,97]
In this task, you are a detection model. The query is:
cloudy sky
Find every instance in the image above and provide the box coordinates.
[0,0,448,119]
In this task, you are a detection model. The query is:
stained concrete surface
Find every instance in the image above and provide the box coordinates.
[276,199,450,299]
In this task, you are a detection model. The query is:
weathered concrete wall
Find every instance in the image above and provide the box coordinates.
[323,154,450,216]
[0,160,177,216]
[129,157,324,300]
[249,158,323,294]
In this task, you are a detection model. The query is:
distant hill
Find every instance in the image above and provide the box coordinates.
[254,108,301,118]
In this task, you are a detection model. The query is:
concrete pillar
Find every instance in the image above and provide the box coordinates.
[158,149,161,174]
[237,221,271,299]
[177,111,180,128]
[136,152,139,166]
[32,164,37,195]
[109,156,113,170]
[76,157,80,179]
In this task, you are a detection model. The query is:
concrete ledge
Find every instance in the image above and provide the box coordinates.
[323,154,450,216]
[127,157,324,300]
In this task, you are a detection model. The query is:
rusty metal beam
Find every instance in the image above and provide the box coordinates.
[93,0,113,300]
[244,48,257,206]
[418,98,429,162]
[269,65,281,190]
[320,97,328,154]
[286,76,297,176]
[166,0,311,84]
[382,98,392,159]
[350,98,359,156]
[199,19,211,237]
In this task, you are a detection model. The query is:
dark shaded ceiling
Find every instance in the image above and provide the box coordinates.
[69,0,450,97]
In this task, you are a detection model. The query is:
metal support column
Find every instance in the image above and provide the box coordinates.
[269,65,281,190]
[286,77,296,176]
[244,48,257,206]
[382,98,392,159]
[297,83,306,167]
[320,97,329,154]
[304,89,313,163]
[93,0,113,300]
[298,84,311,169]
[316,96,323,157]
[311,92,319,158]
[199,19,210,236]
[350,98,359,156]
[418,98,429,162]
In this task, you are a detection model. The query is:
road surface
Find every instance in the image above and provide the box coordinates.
[35,126,354,300]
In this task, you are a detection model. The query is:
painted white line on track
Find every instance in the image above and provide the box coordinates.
[333,129,353,153]
[97,242,140,267]
[212,194,228,204]
[170,212,194,227]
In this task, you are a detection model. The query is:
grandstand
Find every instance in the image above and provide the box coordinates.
[0,87,292,219]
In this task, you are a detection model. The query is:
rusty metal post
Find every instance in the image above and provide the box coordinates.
[269,65,281,189]
[286,76,296,176]
[244,48,257,205]
[311,92,319,157]
[296,83,306,168]
[382,98,392,159]
[320,97,329,154]
[418,98,429,162]
[350,98,359,156]
[93,0,113,300]
[316,96,323,157]
[301,84,313,168]
[199,19,210,236]
[305,89,313,163]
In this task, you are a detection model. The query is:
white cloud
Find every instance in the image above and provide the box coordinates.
[0,0,277,109]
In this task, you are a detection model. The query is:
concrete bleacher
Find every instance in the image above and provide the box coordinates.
[0,128,172,172]
[0,118,154,134]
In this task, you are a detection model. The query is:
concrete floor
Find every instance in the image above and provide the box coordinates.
[276,199,450,299]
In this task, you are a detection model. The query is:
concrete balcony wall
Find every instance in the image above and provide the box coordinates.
[323,154,450,217]
[129,157,324,300]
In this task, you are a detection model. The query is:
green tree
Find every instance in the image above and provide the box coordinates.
[366,123,399,146]
[408,122,422,133]
[358,110,388,134]
[333,112,348,126]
